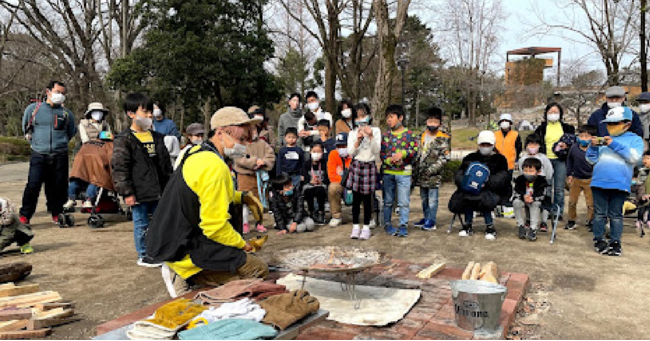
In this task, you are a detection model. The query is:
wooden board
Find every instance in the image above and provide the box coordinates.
[0,320,29,332]
[28,318,79,330]
[461,261,475,280]
[33,308,73,320]
[34,302,74,311]
[0,292,61,309]
[0,328,51,339]
[0,285,40,298]
[0,309,32,321]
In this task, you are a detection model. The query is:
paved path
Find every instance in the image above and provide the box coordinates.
[0,162,29,183]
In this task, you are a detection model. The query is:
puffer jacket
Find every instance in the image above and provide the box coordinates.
[415,131,450,188]
[448,150,509,213]
[111,129,173,202]
[269,190,307,231]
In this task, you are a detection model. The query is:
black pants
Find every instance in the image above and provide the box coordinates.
[304,186,327,213]
[352,191,372,225]
[20,151,68,219]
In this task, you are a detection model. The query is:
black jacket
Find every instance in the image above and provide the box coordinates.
[449,151,509,213]
[513,175,548,204]
[301,158,330,186]
[534,122,576,155]
[111,129,173,202]
[269,190,307,230]
[588,102,644,138]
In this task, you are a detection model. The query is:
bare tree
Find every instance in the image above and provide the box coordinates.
[529,0,638,85]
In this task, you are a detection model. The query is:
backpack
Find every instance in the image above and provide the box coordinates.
[461,162,491,195]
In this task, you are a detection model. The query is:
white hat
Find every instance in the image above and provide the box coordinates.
[477,131,496,145]
[499,113,513,123]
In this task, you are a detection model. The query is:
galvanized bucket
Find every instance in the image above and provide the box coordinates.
[450,280,508,332]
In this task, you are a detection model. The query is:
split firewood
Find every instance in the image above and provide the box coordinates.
[478,262,499,283]
[0,292,61,309]
[28,317,79,331]
[461,261,475,280]
[34,303,74,312]
[416,263,446,279]
[33,308,73,321]
[469,263,481,280]
[0,309,32,321]
[0,328,51,339]
[0,284,40,298]
[0,319,29,332]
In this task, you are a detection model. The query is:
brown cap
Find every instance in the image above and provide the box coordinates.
[210,106,262,130]
[186,123,205,136]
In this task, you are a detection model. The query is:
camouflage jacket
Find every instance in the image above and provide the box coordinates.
[415,133,451,188]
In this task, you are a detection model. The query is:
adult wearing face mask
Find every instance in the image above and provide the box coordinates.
[174,123,205,170]
[327,133,352,227]
[534,102,575,221]
[335,99,354,135]
[112,93,173,267]
[248,106,276,150]
[19,80,76,227]
[587,86,643,138]
[278,93,302,147]
[636,92,650,141]
[494,114,522,178]
[152,103,181,140]
[146,106,267,298]
[304,91,333,127]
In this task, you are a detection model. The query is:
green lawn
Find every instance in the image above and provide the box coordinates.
[450,127,534,150]
[0,136,31,164]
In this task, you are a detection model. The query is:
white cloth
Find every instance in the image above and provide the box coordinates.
[164,136,180,166]
[347,127,381,163]
[193,298,266,326]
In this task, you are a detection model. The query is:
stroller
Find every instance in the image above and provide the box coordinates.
[65,137,131,228]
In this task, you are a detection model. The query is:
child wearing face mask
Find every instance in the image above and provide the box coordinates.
[301,143,330,225]
[335,100,354,135]
[587,107,644,256]
[270,173,314,234]
[174,123,205,170]
[513,158,549,241]
[276,127,304,190]
[566,125,597,231]
[327,133,352,227]
[518,134,554,231]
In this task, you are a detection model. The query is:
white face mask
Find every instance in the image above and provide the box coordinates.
[640,104,650,114]
[307,102,320,111]
[50,93,65,105]
[91,111,104,122]
[479,146,493,156]
[223,134,247,159]
[500,121,510,130]
[607,102,622,109]
[337,148,349,158]
[191,139,203,145]
[311,152,323,161]
[547,113,560,122]
[341,109,352,118]
[134,115,152,130]
[153,108,163,117]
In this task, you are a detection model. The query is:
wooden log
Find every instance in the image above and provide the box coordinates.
[469,263,481,280]
[0,309,32,321]
[0,328,51,339]
[0,264,32,284]
[0,292,61,309]
[416,263,446,279]
[0,319,29,332]
[461,261,475,280]
[0,285,40,298]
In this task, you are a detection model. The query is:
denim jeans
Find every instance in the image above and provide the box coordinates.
[68,179,98,200]
[382,174,411,227]
[289,174,301,191]
[464,209,494,226]
[420,187,439,223]
[132,201,158,258]
[591,187,626,243]
[550,159,567,216]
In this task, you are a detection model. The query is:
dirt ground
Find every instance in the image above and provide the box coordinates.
[1,162,650,340]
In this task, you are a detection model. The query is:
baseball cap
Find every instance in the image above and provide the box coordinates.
[605,86,626,98]
[638,92,650,102]
[210,106,262,130]
[601,106,633,123]
[335,132,348,145]
[477,131,496,145]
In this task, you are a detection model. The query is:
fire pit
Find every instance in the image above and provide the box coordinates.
[270,247,390,309]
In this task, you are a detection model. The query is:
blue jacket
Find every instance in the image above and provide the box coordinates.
[153,117,180,140]
[22,102,76,155]
[587,103,644,138]
[587,131,644,192]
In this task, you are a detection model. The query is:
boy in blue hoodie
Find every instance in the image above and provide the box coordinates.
[587,107,644,256]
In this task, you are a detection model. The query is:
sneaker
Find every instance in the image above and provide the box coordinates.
[422,220,437,231]
[385,224,398,236]
[162,264,191,298]
[63,199,76,210]
[255,223,267,233]
[350,225,361,239]
[314,212,326,225]
[518,225,526,239]
[398,226,408,237]
[608,241,622,256]
[52,215,59,225]
[82,200,93,208]
[19,216,30,225]
[565,221,576,230]
[329,218,341,227]
[587,220,594,232]
[485,226,497,241]
[243,223,251,235]
[359,227,371,240]
[459,225,473,237]
[369,219,376,229]
[526,228,537,241]
[539,222,548,233]
[137,256,163,268]
[414,218,427,228]
[19,243,34,254]
[594,240,609,254]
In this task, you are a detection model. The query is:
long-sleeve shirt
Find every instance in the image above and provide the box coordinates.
[381,128,419,175]
[277,109,302,147]
[276,146,304,176]
[153,117,181,140]
[327,150,352,184]
[587,131,644,192]
[566,144,593,180]
[347,127,381,163]
[518,153,554,181]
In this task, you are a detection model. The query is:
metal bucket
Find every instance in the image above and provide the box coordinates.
[450,280,508,332]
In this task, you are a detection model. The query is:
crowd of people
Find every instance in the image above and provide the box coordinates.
[0,81,648,298]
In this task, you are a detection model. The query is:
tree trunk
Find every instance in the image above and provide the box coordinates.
[324,55,337,115]
[642,0,648,92]
[370,0,397,120]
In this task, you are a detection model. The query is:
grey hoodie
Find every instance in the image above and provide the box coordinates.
[277,108,302,147]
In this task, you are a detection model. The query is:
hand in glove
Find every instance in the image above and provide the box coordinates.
[259,290,320,330]
[242,191,263,224]
[248,235,268,252]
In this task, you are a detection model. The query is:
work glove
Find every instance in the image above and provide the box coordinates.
[259,290,320,330]
[242,191,263,224]
[248,235,268,252]
[127,299,206,340]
